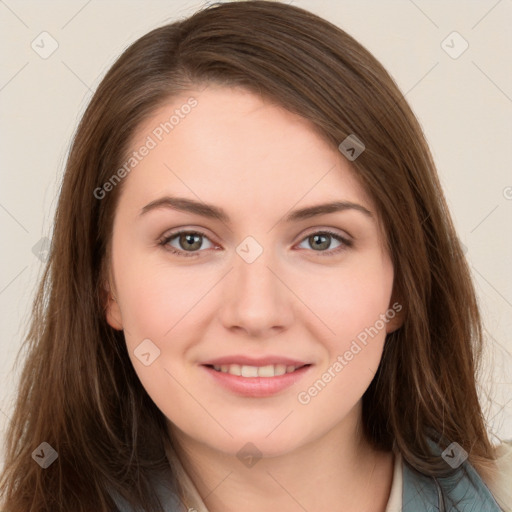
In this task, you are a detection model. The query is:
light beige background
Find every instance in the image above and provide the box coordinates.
[1,0,511,466]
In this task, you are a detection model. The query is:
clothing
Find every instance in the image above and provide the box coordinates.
[387,441,512,511]
[110,438,512,511]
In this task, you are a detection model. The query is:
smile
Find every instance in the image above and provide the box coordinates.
[207,363,308,378]
[201,363,313,397]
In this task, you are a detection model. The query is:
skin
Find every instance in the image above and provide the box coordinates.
[106,85,404,512]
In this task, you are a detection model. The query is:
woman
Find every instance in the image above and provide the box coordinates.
[1,1,511,511]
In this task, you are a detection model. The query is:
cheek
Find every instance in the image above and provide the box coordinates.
[115,252,216,343]
[303,253,394,341]
[296,255,393,400]
[115,256,216,398]
[115,261,202,423]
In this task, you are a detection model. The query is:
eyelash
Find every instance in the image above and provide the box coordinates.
[158,229,353,258]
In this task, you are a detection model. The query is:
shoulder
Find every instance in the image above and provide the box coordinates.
[484,440,512,512]
[401,438,511,511]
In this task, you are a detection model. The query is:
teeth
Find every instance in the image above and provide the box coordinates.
[273,364,287,376]
[258,365,275,377]
[211,363,302,377]
[229,364,241,376]
[241,365,259,377]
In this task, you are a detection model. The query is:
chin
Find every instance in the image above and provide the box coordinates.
[214,422,310,458]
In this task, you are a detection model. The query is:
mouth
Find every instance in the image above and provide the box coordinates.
[203,363,311,378]
[200,361,313,397]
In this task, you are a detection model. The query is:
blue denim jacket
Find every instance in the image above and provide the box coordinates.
[401,458,504,511]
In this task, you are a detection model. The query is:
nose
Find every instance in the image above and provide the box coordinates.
[218,246,294,338]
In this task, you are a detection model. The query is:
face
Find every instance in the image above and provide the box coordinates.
[105,85,402,458]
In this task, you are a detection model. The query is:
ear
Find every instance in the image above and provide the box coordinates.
[103,277,123,331]
[385,287,405,334]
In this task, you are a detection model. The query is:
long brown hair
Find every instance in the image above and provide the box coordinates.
[0,1,497,510]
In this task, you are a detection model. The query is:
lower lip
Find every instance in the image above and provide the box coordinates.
[202,365,312,397]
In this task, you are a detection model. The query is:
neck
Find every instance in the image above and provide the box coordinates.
[167,407,394,512]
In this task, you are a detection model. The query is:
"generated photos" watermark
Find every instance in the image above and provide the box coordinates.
[297,302,402,405]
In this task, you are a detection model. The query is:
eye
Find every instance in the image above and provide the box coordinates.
[158,230,216,258]
[158,229,352,258]
[296,230,352,256]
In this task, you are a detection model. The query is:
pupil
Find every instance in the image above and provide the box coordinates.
[313,234,329,250]
[183,233,200,250]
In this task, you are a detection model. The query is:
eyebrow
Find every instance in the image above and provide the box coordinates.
[139,196,373,223]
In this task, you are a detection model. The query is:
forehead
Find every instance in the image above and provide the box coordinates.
[120,85,376,223]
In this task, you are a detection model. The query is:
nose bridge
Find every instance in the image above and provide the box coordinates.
[219,234,292,335]
[234,234,282,302]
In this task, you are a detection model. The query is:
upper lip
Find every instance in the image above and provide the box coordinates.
[201,355,310,367]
